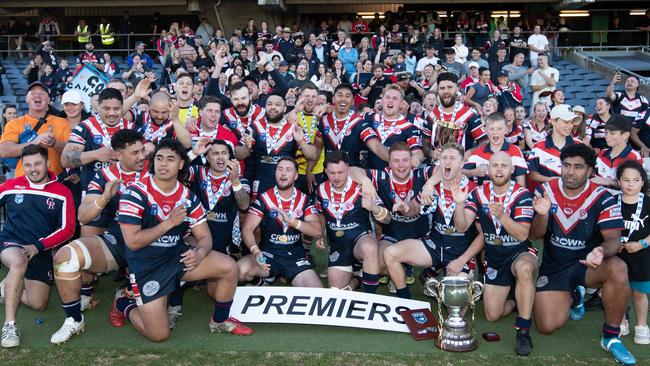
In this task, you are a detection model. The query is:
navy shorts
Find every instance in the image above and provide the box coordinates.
[129,245,189,305]
[0,234,53,285]
[263,251,312,281]
[421,237,474,274]
[328,230,373,267]
[484,247,538,286]
[536,261,587,292]
[98,231,127,269]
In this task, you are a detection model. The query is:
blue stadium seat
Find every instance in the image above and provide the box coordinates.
[573,69,590,75]
[586,85,605,93]
[582,73,602,80]
[576,92,596,100]
[0,96,18,104]
[565,86,584,94]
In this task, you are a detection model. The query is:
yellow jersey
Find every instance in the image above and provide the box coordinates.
[295,112,324,175]
[178,105,199,127]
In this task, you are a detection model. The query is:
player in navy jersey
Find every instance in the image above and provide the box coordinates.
[385,143,481,300]
[464,113,528,186]
[0,145,75,348]
[452,151,537,356]
[62,88,136,192]
[318,83,388,167]
[116,139,252,342]
[531,144,635,365]
[238,157,323,287]
[593,115,643,189]
[315,150,384,293]
[236,94,319,198]
[135,92,192,155]
[422,73,486,156]
[49,129,147,344]
[187,139,250,255]
[364,84,423,170]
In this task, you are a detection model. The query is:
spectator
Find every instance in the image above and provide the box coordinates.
[404,47,417,75]
[368,13,382,33]
[38,9,61,38]
[460,61,480,92]
[150,12,162,39]
[489,47,509,84]
[452,34,469,64]
[277,27,295,59]
[442,48,464,78]
[1,105,18,131]
[97,16,115,49]
[19,18,39,59]
[277,61,294,84]
[118,11,133,50]
[527,25,550,67]
[39,64,57,99]
[23,54,45,84]
[288,63,311,89]
[496,16,510,40]
[260,39,284,63]
[487,30,506,63]
[508,26,528,63]
[465,67,495,114]
[428,28,445,57]
[285,37,305,64]
[371,24,388,50]
[156,29,176,65]
[122,54,149,86]
[302,45,319,76]
[361,64,391,106]
[0,82,71,177]
[195,46,215,73]
[463,47,489,75]
[74,19,92,48]
[242,18,258,43]
[310,63,328,84]
[196,17,214,44]
[415,45,440,76]
[387,24,403,56]
[36,40,58,67]
[503,51,533,90]
[524,102,550,150]
[494,70,523,112]
[352,15,369,33]
[329,30,347,59]
[54,59,72,96]
[331,59,349,83]
[313,35,330,67]
[77,42,99,68]
[127,41,154,69]
[338,38,359,75]
[163,49,183,84]
[257,21,272,41]
[100,52,119,78]
[337,14,353,35]
[6,17,20,57]
[474,12,490,49]
[530,53,559,108]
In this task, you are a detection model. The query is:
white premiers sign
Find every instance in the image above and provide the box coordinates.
[66,65,109,112]
[231,287,431,333]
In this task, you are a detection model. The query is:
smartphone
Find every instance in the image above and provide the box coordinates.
[482,332,500,342]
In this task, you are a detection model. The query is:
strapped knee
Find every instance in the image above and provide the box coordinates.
[54,240,92,280]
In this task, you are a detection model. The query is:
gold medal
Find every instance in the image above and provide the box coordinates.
[494,238,503,245]
[262,156,273,163]
[335,230,345,238]
[206,211,217,221]
[444,227,453,235]
[278,235,288,243]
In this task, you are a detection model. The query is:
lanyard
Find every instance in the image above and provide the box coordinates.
[331,178,353,227]
[388,170,414,207]
[274,187,296,233]
[205,170,230,210]
[299,112,317,143]
[488,181,515,235]
[265,118,287,155]
[376,113,400,143]
[332,111,353,149]
[439,176,468,226]
[619,193,645,243]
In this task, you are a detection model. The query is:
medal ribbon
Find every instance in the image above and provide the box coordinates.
[274,187,296,234]
[206,170,230,210]
[489,181,515,236]
[265,118,287,155]
[332,178,353,227]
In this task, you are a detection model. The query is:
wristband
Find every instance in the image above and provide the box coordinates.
[641,239,649,249]
[232,182,243,192]
[294,219,302,230]
[187,150,198,161]
[250,245,260,255]
[94,198,107,209]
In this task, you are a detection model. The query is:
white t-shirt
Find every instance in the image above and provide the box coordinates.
[530,66,560,107]
[527,34,549,60]
[416,56,440,73]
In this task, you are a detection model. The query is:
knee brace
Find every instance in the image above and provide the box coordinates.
[54,240,92,280]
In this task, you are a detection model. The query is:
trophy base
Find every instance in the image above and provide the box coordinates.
[435,337,478,352]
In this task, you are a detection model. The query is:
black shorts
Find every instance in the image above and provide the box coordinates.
[619,249,650,283]
[0,235,53,285]
[295,173,325,198]
[536,261,587,292]
[421,237,474,274]
[263,251,312,281]
[328,230,373,267]
[98,231,127,269]
[129,246,189,305]
[485,247,538,286]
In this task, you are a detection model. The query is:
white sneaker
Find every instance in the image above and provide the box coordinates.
[388,281,396,294]
[167,305,183,330]
[50,316,85,345]
[621,317,630,337]
[80,295,98,311]
[0,278,5,304]
[1,322,20,348]
[634,324,650,345]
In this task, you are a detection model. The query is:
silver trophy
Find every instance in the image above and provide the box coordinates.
[433,276,483,352]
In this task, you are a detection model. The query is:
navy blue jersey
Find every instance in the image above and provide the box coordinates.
[221,105,265,181]
[319,112,377,167]
[187,166,249,250]
[134,111,175,145]
[248,117,301,190]
[0,173,75,251]
[465,182,534,263]
[68,116,137,188]
[367,167,431,241]
[315,179,375,244]
[118,176,206,274]
[365,112,422,170]
[248,187,318,258]
[527,137,582,178]
[423,104,486,151]
[535,178,623,273]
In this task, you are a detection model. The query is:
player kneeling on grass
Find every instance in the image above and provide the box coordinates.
[50,129,148,344]
[315,150,384,292]
[451,151,537,356]
[0,145,75,348]
[531,144,635,365]
[239,157,323,287]
[115,139,252,342]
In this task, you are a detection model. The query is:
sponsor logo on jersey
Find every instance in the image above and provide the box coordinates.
[550,234,586,250]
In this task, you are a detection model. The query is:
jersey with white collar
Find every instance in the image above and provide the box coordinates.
[319,112,376,167]
[365,112,422,170]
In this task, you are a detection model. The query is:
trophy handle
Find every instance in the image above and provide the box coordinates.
[471,281,484,303]
[424,277,440,300]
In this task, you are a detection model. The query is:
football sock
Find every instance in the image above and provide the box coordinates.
[213,300,233,323]
[571,289,581,307]
[62,299,83,322]
[514,316,532,331]
[115,296,135,320]
[168,286,185,308]
[603,323,620,341]
[362,272,380,294]
[80,283,94,297]
[395,286,411,299]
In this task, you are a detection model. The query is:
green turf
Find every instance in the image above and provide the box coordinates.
[1,242,650,365]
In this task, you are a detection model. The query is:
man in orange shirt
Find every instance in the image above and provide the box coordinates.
[0,82,70,177]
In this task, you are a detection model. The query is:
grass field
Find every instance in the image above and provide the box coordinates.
[1,244,650,365]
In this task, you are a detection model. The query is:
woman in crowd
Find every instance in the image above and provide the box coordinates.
[524,102,549,150]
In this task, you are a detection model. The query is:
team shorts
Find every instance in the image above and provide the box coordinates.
[129,245,190,305]
[484,247,538,286]
[328,230,373,267]
[97,231,128,269]
[421,236,474,274]
[263,251,312,281]
[536,261,587,292]
[0,234,54,285]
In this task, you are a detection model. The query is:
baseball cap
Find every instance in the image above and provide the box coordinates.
[279,60,289,67]
[283,27,291,33]
[572,105,585,115]
[468,61,479,69]
[550,104,577,121]
[316,35,325,41]
[445,48,456,55]
[605,114,633,132]
[497,70,509,78]
[27,81,50,95]
[198,66,209,72]
[61,90,82,105]
[397,73,411,81]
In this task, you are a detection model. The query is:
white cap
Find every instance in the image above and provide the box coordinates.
[61,90,82,105]
[572,105,585,114]
[550,104,577,121]
[468,61,480,69]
